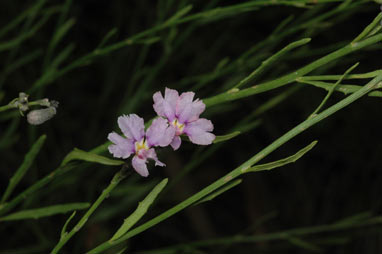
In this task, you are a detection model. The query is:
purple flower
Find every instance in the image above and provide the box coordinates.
[108,114,175,177]
[153,88,215,150]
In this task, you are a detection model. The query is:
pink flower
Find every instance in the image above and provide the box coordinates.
[153,88,215,150]
[108,114,175,177]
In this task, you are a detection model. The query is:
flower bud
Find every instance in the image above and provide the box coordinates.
[27,107,56,125]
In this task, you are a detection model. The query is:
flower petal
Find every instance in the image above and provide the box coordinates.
[117,114,145,141]
[153,88,178,121]
[184,118,215,145]
[132,156,149,177]
[153,91,165,118]
[146,118,175,147]
[176,92,193,122]
[176,92,205,123]
[170,135,182,150]
[146,148,165,167]
[107,132,134,158]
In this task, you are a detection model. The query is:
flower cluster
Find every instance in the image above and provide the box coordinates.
[108,88,215,177]
[9,92,59,125]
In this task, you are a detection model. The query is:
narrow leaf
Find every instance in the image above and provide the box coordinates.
[113,248,127,254]
[50,18,76,52]
[0,0,46,38]
[0,203,89,221]
[234,38,311,88]
[97,28,118,49]
[4,49,42,74]
[299,70,382,81]
[0,12,51,52]
[51,43,75,68]
[1,134,47,203]
[110,178,168,241]
[297,79,382,97]
[243,141,317,173]
[352,13,382,43]
[213,131,240,143]
[133,37,161,45]
[61,148,124,166]
[164,5,193,26]
[334,211,372,226]
[286,236,321,252]
[60,211,76,239]
[309,62,359,117]
[194,179,242,206]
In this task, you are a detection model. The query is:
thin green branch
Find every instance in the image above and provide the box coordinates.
[50,166,129,254]
[0,164,77,216]
[140,215,382,253]
[309,62,359,117]
[1,135,47,203]
[203,33,382,107]
[0,98,52,113]
[352,12,382,43]
[296,80,382,97]
[300,70,382,81]
[233,38,311,89]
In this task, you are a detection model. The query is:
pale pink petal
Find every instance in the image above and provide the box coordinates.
[176,92,194,123]
[107,132,134,159]
[153,91,166,118]
[184,118,215,145]
[117,114,145,141]
[162,88,179,121]
[153,88,178,121]
[170,135,182,150]
[132,156,149,177]
[177,97,206,123]
[146,118,175,147]
[146,148,165,167]
[176,92,194,116]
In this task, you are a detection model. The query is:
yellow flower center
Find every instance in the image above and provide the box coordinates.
[171,119,185,135]
[135,139,149,157]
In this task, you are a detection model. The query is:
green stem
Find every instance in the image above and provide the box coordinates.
[203,33,382,107]
[233,38,311,89]
[0,164,77,216]
[352,12,382,43]
[51,166,129,254]
[0,103,15,113]
[309,62,359,117]
[299,70,382,81]
[86,74,382,254]
[0,99,51,113]
[144,216,382,252]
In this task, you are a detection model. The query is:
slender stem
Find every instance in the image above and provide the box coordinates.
[51,166,130,254]
[352,12,382,43]
[145,216,382,252]
[309,62,359,117]
[0,103,14,113]
[0,99,50,113]
[233,38,311,89]
[203,33,382,108]
[0,164,77,216]
[86,74,382,254]
[299,70,382,81]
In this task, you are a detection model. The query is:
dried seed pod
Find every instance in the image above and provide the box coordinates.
[27,107,57,125]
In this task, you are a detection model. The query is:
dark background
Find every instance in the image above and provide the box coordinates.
[1,1,382,253]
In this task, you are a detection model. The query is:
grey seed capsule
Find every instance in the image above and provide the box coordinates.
[27,107,56,125]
